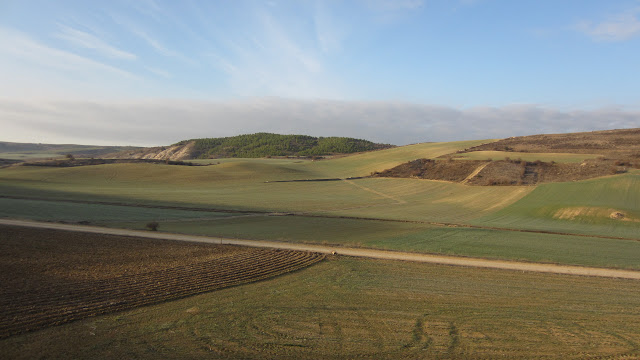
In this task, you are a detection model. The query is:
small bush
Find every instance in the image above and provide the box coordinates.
[146,222,159,231]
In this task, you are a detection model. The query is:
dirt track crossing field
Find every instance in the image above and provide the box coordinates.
[2,219,640,280]
[0,224,324,338]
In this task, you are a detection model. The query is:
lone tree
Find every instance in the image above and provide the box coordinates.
[146,221,159,231]
[65,153,75,161]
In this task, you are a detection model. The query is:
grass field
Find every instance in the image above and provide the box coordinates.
[2,135,640,358]
[2,254,639,359]
[0,152,66,160]
[0,197,236,223]
[0,165,532,221]
[451,150,604,163]
[476,172,640,238]
[109,215,640,269]
[1,157,639,267]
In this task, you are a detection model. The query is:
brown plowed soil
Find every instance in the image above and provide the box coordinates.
[373,159,488,182]
[0,225,324,338]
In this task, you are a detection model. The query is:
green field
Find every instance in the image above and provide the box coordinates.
[0,197,235,223]
[0,163,532,221]
[3,136,640,358]
[1,140,640,269]
[476,172,640,238]
[3,256,639,359]
[110,215,640,269]
[0,143,137,160]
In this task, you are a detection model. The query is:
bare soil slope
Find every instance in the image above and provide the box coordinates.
[106,141,196,161]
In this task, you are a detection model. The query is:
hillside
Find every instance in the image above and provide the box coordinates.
[465,128,640,156]
[109,133,393,160]
[0,142,139,161]
[375,128,640,185]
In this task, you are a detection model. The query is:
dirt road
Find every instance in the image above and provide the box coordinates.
[2,218,640,280]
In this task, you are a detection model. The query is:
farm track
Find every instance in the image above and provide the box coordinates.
[461,162,491,184]
[3,219,640,281]
[0,244,324,339]
[4,194,640,242]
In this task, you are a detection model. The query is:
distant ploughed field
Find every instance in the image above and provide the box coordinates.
[0,225,324,338]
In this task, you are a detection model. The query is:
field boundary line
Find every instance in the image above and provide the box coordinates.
[3,219,640,280]
[341,179,407,204]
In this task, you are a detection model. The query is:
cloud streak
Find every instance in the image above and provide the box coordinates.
[1,98,639,146]
[54,24,137,60]
[575,7,640,42]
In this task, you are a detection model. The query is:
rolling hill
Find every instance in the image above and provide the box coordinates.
[3,127,640,358]
[376,128,640,185]
[109,133,394,160]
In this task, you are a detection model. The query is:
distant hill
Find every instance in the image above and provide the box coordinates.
[375,128,640,185]
[0,141,140,161]
[110,133,394,160]
[465,128,640,156]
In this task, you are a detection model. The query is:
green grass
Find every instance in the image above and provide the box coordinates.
[0,143,136,160]
[0,197,234,223]
[451,150,604,163]
[319,177,533,222]
[476,172,640,238]
[0,164,532,222]
[0,152,66,160]
[111,215,640,269]
[1,143,639,266]
[2,257,640,359]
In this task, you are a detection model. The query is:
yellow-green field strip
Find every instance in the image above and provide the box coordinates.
[4,194,639,242]
[4,219,640,280]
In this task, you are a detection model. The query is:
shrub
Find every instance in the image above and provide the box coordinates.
[146,222,159,231]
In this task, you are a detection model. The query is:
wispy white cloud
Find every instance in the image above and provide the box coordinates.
[131,0,165,22]
[0,27,141,99]
[314,1,346,54]
[54,24,137,60]
[145,66,172,78]
[205,53,238,75]
[258,10,322,73]
[364,0,424,11]
[200,6,342,98]
[0,27,135,79]
[362,0,425,23]
[575,7,640,42]
[110,14,196,66]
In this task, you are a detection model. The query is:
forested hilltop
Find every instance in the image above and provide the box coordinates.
[176,133,394,158]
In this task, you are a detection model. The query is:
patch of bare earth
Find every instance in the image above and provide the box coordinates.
[376,157,633,186]
[373,159,488,182]
[0,225,324,338]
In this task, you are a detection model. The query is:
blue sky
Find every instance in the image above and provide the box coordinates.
[1,0,640,145]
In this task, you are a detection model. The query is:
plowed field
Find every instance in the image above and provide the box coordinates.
[0,225,324,338]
